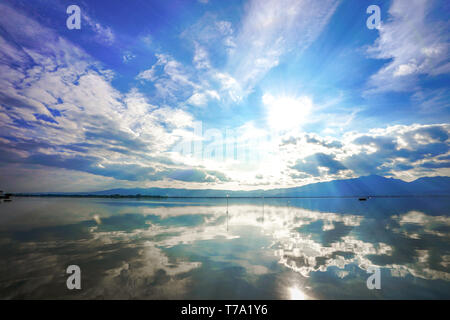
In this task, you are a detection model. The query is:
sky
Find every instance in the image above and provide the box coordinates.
[0,0,449,192]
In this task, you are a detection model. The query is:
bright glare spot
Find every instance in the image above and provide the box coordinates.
[93,214,102,225]
[288,286,306,300]
[263,93,312,132]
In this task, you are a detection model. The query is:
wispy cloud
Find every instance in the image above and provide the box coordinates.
[84,13,115,45]
[228,0,339,92]
[366,0,450,93]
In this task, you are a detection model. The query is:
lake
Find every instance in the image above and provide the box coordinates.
[0,197,449,299]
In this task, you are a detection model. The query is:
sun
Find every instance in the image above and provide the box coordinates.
[263,93,312,132]
[288,286,307,300]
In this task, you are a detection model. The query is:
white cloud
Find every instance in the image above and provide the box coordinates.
[84,14,115,45]
[186,90,220,107]
[0,4,214,190]
[1,2,449,192]
[393,63,419,77]
[137,51,235,107]
[122,51,136,63]
[193,42,211,70]
[181,13,236,54]
[137,53,200,104]
[175,3,339,106]
[228,0,339,92]
[366,0,450,93]
[136,1,337,109]
[411,88,450,112]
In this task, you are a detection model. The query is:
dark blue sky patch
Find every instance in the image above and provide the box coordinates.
[46,106,62,117]
[12,118,35,129]
[33,113,58,124]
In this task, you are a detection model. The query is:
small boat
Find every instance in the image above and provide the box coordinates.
[0,191,12,202]
[358,197,367,201]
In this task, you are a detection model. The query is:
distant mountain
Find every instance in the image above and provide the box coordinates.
[48,175,450,197]
[266,175,450,197]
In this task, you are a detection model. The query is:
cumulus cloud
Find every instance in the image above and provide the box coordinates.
[286,124,450,180]
[281,134,342,149]
[305,134,343,149]
[291,153,347,177]
[0,3,233,190]
[344,124,450,176]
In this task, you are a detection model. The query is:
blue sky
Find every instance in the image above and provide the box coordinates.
[0,0,449,192]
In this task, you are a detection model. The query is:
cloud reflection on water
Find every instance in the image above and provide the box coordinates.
[0,197,449,299]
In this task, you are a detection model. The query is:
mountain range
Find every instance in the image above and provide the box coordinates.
[28,175,450,197]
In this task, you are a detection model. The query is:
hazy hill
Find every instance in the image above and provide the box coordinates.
[70,175,450,197]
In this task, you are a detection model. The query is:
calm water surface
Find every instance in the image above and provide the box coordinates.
[0,197,449,299]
